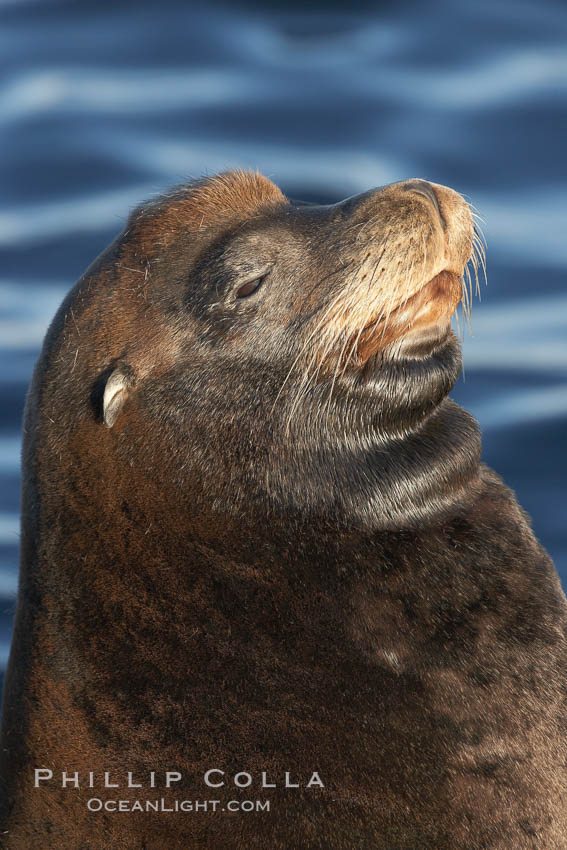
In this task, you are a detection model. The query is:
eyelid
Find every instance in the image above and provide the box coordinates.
[235,264,273,298]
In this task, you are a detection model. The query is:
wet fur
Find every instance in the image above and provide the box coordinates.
[0,171,565,849]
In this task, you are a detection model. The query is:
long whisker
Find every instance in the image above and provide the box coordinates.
[271,262,356,417]
[283,258,369,430]
[473,232,487,289]
[326,254,385,416]
[339,249,387,375]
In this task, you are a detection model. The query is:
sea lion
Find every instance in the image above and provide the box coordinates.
[1,170,566,850]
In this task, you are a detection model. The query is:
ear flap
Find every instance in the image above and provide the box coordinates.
[103,366,134,428]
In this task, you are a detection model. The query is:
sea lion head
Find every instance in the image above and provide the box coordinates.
[32,169,483,534]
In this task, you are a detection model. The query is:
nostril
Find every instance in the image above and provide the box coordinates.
[403,180,446,230]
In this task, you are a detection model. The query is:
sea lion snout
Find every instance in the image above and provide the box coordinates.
[302,177,478,364]
[403,179,446,229]
[337,177,474,278]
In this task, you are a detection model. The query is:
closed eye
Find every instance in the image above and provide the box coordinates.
[235,267,272,298]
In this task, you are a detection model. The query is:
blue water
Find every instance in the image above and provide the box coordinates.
[0,0,566,679]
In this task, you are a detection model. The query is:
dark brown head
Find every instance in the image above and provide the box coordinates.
[30,169,483,534]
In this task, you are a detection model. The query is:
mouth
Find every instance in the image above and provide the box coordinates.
[353,270,463,364]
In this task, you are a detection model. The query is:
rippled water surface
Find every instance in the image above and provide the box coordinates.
[1,0,566,680]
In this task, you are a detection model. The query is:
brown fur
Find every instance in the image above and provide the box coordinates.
[136,169,287,254]
[1,171,565,849]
